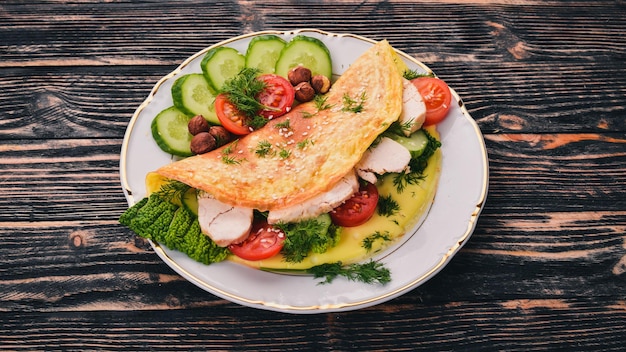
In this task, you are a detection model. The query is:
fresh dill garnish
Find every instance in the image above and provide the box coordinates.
[255,140,273,157]
[220,67,267,118]
[297,139,311,149]
[221,140,244,164]
[393,170,425,193]
[362,231,392,252]
[307,260,391,285]
[403,69,435,80]
[279,148,291,159]
[301,111,315,119]
[386,120,414,136]
[377,195,400,217]
[341,91,367,113]
[275,119,291,130]
[221,155,241,165]
[277,217,340,263]
[222,140,238,155]
[314,94,333,111]
[155,180,190,203]
[247,115,269,130]
[393,129,441,193]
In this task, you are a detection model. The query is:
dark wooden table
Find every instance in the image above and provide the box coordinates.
[2,0,625,350]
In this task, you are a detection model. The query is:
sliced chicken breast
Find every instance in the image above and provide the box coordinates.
[356,137,411,184]
[267,171,359,224]
[197,192,254,247]
[399,79,426,136]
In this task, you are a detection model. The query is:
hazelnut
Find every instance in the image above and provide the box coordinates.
[190,132,216,154]
[188,115,210,135]
[208,126,232,147]
[311,75,331,94]
[288,66,312,86]
[294,82,316,102]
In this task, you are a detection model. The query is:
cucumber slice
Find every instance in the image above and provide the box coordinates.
[183,188,198,216]
[171,73,219,125]
[245,35,286,74]
[151,106,193,157]
[275,35,332,79]
[201,46,245,92]
[387,129,429,158]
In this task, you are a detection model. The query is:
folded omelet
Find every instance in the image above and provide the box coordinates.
[155,40,404,211]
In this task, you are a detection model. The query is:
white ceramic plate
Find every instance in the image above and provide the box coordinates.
[120,29,488,314]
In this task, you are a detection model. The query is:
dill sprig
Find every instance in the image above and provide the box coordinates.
[220,67,269,118]
[155,180,190,203]
[307,260,391,285]
[221,140,244,164]
[279,148,291,159]
[314,94,333,111]
[377,195,400,217]
[403,69,435,80]
[255,140,274,157]
[341,91,367,113]
[362,231,392,253]
[386,120,414,136]
[274,119,291,130]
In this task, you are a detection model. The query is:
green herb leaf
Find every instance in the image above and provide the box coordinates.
[307,260,391,285]
[362,231,392,252]
[314,94,333,111]
[278,216,340,263]
[377,195,400,217]
[255,140,274,157]
[341,91,367,113]
[220,67,267,118]
[403,69,435,80]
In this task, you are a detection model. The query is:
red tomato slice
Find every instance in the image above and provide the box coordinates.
[411,77,452,125]
[215,93,252,135]
[330,181,379,227]
[228,221,286,261]
[255,74,295,119]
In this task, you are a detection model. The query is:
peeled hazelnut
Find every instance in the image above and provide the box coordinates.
[294,82,316,102]
[288,66,312,86]
[311,75,331,94]
[190,132,216,154]
[188,115,210,135]
[208,126,232,147]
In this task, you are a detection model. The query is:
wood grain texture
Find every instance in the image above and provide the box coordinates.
[1,0,625,350]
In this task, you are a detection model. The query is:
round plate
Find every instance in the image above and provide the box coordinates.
[120,29,488,314]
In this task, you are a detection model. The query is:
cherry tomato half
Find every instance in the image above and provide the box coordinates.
[255,74,295,119]
[228,221,286,261]
[330,181,379,227]
[411,77,452,126]
[214,93,251,135]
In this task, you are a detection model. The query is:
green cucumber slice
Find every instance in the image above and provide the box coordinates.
[245,35,287,74]
[171,73,218,125]
[183,188,198,216]
[387,129,429,158]
[275,35,332,79]
[201,46,245,92]
[151,106,193,157]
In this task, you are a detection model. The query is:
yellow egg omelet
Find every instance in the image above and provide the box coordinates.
[155,40,404,212]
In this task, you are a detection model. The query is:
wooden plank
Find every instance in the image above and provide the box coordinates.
[1,60,624,141]
[0,1,624,67]
[0,300,625,350]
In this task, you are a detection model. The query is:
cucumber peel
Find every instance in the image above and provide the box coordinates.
[275,35,332,79]
[245,35,286,74]
[171,73,218,124]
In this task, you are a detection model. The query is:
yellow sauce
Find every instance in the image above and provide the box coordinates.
[145,126,442,271]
